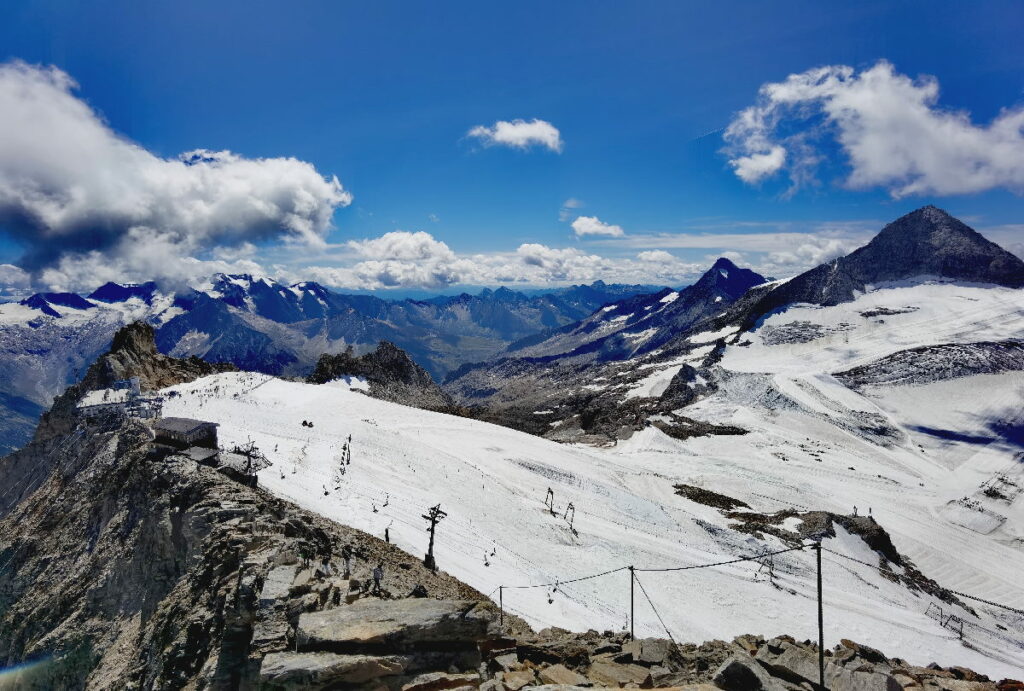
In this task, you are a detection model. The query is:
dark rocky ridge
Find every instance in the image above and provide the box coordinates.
[308,341,456,412]
[1,323,237,517]
[835,340,1024,389]
[0,420,502,689]
[36,322,237,443]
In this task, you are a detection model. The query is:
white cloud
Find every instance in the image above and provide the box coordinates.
[0,263,30,297]
[571,215,625,238]
[725,60,1024,197]
[637,250,675,263]
[764,236,859,269]
[0,61,351,291]
[467,118,564,153]
[730,146,786,183]
[559,197,583,222]
[292,231,704,291]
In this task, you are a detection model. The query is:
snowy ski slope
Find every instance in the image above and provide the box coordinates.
[161,280,1024,677]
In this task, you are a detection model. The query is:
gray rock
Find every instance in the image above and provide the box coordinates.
[586,659,653,687]
[400,670,481,690]
[490,652,521,672]
[297,599,497,652]
[826,663,903,691]
[260,565,297,607]
[258,651,407,686]
[621,637,677,667]
[537,663,589,686]
[755,639,823,685]
[713,654,786,691]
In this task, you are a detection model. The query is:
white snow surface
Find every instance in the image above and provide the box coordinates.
[164,371,1024,675]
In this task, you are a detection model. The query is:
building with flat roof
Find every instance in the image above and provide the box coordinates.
[152,417,218,449]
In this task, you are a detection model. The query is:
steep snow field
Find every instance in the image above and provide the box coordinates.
[719,281,1024,374]
[163,339,1024,678]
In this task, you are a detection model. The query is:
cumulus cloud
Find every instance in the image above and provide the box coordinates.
[725,60,1024,197]
[0,61,351,291]
[467,118,563,153]
[637,250,675,263]
[293,230,704,291]
[571,215,625,238]
[764,236,859,269]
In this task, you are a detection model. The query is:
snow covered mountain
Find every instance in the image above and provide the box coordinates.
[140,207,1024,674]
[444,207,1024,442]
[495,257,765,362]
[157,306,1024,677]
[0,277,658,454]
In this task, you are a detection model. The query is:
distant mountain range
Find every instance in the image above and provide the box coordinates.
[0,277,660,453]
[3,205,1022,453]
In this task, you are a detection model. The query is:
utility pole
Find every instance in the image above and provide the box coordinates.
[629,566,635,639]
[422,504,447,571]
[814,541,825,690]
[499,586,504,630]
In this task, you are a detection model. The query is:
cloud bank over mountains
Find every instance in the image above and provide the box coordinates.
[725,60,1024,197]
[0,61,352,290]
[1,60,1021,296]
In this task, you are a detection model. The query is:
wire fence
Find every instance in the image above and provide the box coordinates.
[491,539,1024,687]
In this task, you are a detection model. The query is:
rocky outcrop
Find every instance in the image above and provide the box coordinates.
[835,340,1024,390]
[0,418,505,689]
[34,321,236,443]
[473,630,1018,690]
[308,341,456,412]
[0,322,237,518]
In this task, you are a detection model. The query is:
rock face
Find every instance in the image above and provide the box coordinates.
[0,322,237,517]
[308,341,457,411]
[36,321,236,442]
[296,599,497,651]
[0,416,501,689]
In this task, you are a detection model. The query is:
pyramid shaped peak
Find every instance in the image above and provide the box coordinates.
[710,256,740,271]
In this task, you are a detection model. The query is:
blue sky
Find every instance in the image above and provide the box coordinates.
[0,1,1022,294]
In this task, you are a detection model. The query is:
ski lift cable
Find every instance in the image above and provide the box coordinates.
[635,545,805,573]
[503,565,629,590]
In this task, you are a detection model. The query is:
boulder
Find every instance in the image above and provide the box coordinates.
[538,663,590,686]
[713,654,786,691]
[401,671,482,690]
[490,652,522,673]
[622,637,679,667]
[297,599,497,652]
[258,651,407,687]
[518,639,592,668]
[826,663,903,691]
[755,638,822,685]
[586,659,653,687]
[498,669,537,690]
